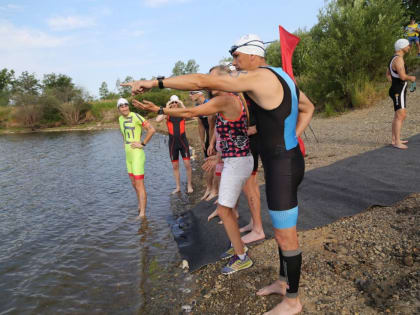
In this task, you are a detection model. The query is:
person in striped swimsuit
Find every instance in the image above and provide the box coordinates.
[386,39,416,149]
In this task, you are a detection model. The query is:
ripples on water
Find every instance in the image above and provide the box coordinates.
[0,130,202,314]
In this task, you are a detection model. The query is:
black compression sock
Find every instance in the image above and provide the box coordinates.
[278,246,287,282]
[282,249,302,298]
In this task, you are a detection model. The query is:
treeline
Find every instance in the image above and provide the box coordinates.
[0,71,95,128]
[1,0,419,130]
[265,0,419,113]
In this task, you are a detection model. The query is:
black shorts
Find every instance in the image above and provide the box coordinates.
[261,146,305,211]
[249,135,260,175]
[389,83,408,111]
[169,135,190,162]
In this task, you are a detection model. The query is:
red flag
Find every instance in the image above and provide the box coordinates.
[279,25,305,155]
[279,25,300,82]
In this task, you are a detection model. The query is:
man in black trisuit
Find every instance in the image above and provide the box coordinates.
[386,39,416,150]
[156,95,193,193]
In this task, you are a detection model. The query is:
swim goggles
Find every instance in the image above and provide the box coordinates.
[229,40,266,56]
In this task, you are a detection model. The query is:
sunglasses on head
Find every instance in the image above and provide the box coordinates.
[229,40,265,56]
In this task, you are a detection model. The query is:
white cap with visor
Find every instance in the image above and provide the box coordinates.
[117,98,129,108]
[230,34,265,57]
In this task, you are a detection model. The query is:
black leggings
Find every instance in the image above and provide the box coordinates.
[262,146,305,210]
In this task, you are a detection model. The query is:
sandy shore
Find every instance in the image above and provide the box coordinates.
[176,79,420,314]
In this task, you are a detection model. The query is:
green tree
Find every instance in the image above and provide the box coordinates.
[0,68,15,91]
[301,0,407,111]
[120,76,134,97]
[0,68,15,106]
[402,0,420,18]
[172,59,199,76]
[99,81,109,99]
[14,71,40,95]
[42,73,74,91]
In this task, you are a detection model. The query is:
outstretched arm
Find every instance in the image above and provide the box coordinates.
[133,95,229,118]
[121,71,258,95]
[296,91,315,138]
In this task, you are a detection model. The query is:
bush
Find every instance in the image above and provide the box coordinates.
[89,99,117,120]
[38,94,61,123]
[302,0,406,112]
[57,99,91,125]
[0,106,12,128]
[14,104,43,128]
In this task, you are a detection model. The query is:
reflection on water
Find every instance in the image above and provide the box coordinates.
[0,130,202,314]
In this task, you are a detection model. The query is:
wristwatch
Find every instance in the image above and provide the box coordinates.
[157,76,165,89]
[157,106,164,115]
[141,142,146,147]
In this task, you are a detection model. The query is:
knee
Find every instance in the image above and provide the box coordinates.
[396,110,407,120]
[172,162,179,170]
[217,206,230,218]
[398,111,407,120]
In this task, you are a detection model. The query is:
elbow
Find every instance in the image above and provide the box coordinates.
[195,74,210,90]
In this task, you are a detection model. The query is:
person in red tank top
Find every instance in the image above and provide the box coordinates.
[156,95,193,194]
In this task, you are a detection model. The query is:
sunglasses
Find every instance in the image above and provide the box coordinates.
[229,40,265,56]
[118,104,129,108]
[189,92,200,95]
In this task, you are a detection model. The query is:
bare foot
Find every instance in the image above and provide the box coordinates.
[172,187,181,194]
[392,140,408,145]
[241,230,265,244]
[207,209,219,221]
[392,143,408,150]
[257,280,288,296]
[239,221,253,233]
[205,191,218,201]
[187,185,194,194]
[201,189,211,200]
[263,297,302,315]
[136,211,146,220]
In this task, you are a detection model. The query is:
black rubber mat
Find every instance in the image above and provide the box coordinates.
[171,134,420,271]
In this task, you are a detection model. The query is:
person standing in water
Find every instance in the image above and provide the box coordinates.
[156,95,193,193]
[118,98,156,217]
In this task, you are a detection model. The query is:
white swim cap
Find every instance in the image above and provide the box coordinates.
[169,95,180,103]
[117,98,129,108]
[394,39,409,52]
[230,34,265,57]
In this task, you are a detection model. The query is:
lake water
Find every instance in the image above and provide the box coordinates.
[0,130,204,314]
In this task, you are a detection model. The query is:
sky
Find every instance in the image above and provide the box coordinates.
[0,0,327,97]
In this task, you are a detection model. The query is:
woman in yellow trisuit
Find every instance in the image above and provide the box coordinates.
[118,98,155,218]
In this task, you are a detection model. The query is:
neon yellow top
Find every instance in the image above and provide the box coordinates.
[119,112,147,150]
[406,23,419,37]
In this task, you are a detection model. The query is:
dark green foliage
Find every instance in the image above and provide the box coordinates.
[13,71,40,95]
[402,0,420,18]
[172,59,199,76]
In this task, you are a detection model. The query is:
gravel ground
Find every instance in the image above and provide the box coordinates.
[175,75,420,315]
